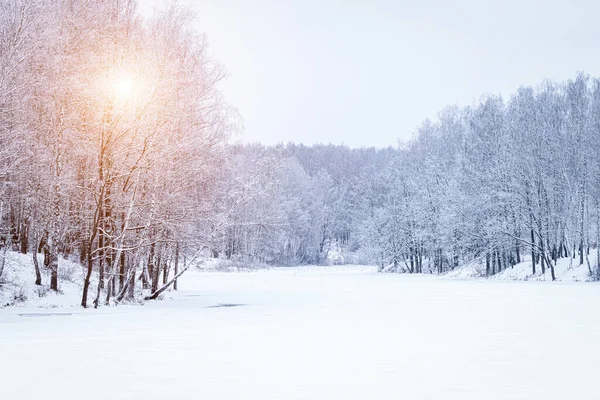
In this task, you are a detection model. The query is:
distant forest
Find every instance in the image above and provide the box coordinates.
[224,82,600,283]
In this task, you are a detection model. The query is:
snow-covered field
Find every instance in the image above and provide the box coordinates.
[1,265,599,399]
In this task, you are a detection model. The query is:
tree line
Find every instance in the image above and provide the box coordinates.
[370,73,600,279]
[221,74,600,281]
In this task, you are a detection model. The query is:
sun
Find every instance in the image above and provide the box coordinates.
[114,74,134,100]
[100,64,150,109]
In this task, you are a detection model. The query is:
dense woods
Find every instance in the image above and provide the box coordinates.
[222,73,600,281]
[0,0,236,306]
[373,74,600,279]
[1,1,599,308]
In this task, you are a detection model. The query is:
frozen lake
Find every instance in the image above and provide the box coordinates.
[1,266,599,399]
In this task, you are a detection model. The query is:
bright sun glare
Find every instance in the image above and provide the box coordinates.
[114,76,133,99]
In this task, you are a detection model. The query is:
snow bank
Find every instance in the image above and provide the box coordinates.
[445,252,597,282]
[2,247,598,310]
[0,251,89,308]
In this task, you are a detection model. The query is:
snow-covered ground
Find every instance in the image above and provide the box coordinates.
[445,251,597,282]
[0,251,93,308]
[1,265,599,399]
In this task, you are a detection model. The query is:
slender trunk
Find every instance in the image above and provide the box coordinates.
[119,251,125,292]
[104,276,113,306]
[531,229,536,275]
[127,260,136,299]
[45,236,59,291]
[115,256,136,302]
[98,236,105,290]
[540,237,546,275]
[151,245,160,293]
[596,214,600,279]
[141,262,150,290]
[81,252,93,307]
[0,241,7,282]
[19,222,28,254]
[580,181,585,265]
[496,251,502,273]
[111,265,116,296]
[93,245,107,308]
[558,241,563,258]
[49,255,58,290]
[33,251,42,286]
[173,243,179,291]
[548,254,556,281]
[81,215,99,308]
[146,243,155,290]
[93,276,101,309]
[162,256,169,285]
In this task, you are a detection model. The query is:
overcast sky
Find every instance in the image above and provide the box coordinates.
[139,0,600,148]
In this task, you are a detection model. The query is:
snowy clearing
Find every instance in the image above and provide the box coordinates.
[2,266,599,400]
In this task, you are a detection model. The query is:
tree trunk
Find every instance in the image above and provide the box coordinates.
[93,277,101,309]
[19,221,28,254]
[146,243,155,290]
[104,276,113,306]
[580,182,585,266]
[531,229,536,275]
[173,243,179,291]
[98,237,105,290]
[44,236,59,291]
[81,248,94,307]
[540,237,546,275]
[33,251,42,286]
[119,251,125,292]
[496,251,502,272]
[127,262,136,300]
[152,246,160,293]
[145,264,190,300]
[162,256,169,285]
[48,251,58,291]
[596,216,600,279]
[547,254,556,281]
[140,263,150,290]
[0,240,7,282]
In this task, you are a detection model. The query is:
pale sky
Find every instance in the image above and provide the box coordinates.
[139,0,600,148]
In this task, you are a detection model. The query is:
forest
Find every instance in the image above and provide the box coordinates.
[1,0,600,308]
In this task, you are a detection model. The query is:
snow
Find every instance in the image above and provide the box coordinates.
[2,265,600,399]
[444,252,597,282]
[0,251,91,308]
